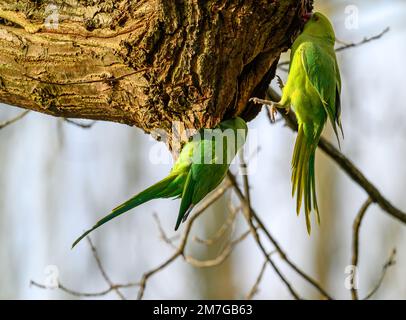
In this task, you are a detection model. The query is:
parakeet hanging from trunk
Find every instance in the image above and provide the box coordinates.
[252,12,343,232]
[72,117,248,248]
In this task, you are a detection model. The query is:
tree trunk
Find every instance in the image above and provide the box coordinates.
[0,0,312,147]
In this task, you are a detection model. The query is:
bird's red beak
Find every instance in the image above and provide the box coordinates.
[302,12,313,23]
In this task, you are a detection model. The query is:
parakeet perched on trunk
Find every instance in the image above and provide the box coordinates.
[72,117,248,248]
[252,12,343,232]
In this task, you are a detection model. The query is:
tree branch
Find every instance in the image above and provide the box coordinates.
[0,0,312,141]
[227,171,333,300]
[64,118,97,129]
[363,248,396,300]
[0,110,29,130]
[136,180,232,300]
[30,280,138,298]
[235,171,302,300]
[246,259,269,300]
[335,27,390,52]
[351,198,373,300]
[30,236,139,299]
[278,28,390,70]
[185,230,250,268]
[86,237,125,300]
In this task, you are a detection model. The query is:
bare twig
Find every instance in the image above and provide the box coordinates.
[136,180,231,300]
[238,152,257,242]
[30,280,139,298]
[363,248,396,300]
[193,203,239,246]
[266,88,406,225]
[185,230,250,268]
[153,213,179,249]
[233,154,303,300]
[335,27,390,52]
[278,28,390,69]
[30,236,140,299]
[0,110,30,130]
[351,198,373,300]
[241,203,301,299]
[86,237,126,299]
[246,259,269,300]
[64,118,97,129]
[227,171,333,300]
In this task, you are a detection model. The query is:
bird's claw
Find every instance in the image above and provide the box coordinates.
[268,105,278,123]
[250,97,281,123]
[276,75,285,90]
[249,97,275,107]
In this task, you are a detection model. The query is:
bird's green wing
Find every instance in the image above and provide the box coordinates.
[191,163,227,205]
[72,173,185,248]
[175,137,215,230]
[72,136,199,248]
[174,133,233,230]
[175,163,227,230]
[300,41,342,143]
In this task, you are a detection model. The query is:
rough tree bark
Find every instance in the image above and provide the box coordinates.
[0,0,312,147]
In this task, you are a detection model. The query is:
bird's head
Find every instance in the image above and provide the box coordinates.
[301,12,336,44]
[219,117,247,132]
[218,117,248,151]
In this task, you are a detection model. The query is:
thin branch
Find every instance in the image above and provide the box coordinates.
[363,248,396,300]
[238,152,258,244]
[246,259,269,300]
[351,198,373,300]
[185,230,250,268]
[233,154,303,300]
[154,202,244,269]
[30,236,141,299]
[86,237,125,300]
[335,27,390,52]
[240,202,301,299]
[64,118,97,129]
[29,280,139,298]
[193,203,239,246]
[227,172,333,300]
[266,87,406,225]
[153,213,179,249]
[0,110,30,130]
[277,28,390,69]
[136,180,231,300]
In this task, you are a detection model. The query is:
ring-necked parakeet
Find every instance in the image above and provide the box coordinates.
[252,12,343,232]
[72,117,247,248]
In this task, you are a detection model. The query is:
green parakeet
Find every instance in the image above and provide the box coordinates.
[283,12,343,232]
[72,117,248,248]
[253,12,343,232]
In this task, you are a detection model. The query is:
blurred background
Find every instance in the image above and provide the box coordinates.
[1,0,406,299]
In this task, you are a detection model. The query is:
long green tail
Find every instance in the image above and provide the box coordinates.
[291,124,322,233]
[72,174,183,248]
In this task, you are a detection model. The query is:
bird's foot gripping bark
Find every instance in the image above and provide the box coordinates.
[249,97,287,123]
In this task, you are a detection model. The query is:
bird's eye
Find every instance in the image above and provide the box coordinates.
[314,16,319,21]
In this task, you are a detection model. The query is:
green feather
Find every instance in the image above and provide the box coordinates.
[72,117,248,248]
[280,12,342,232]
[291,124,322,233]
[72,174,185,248]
